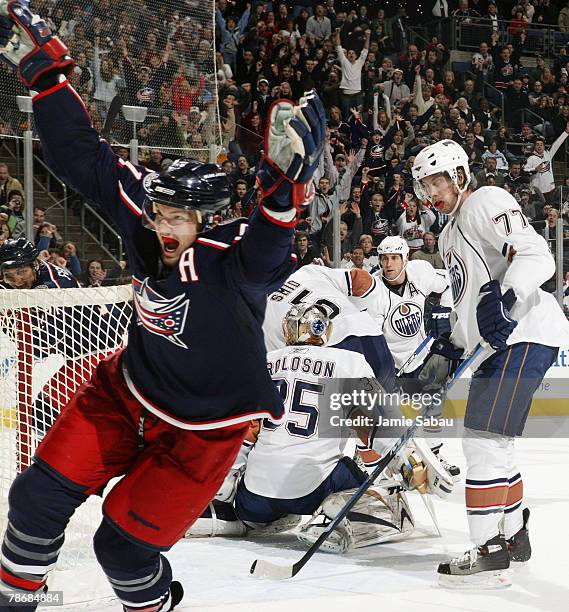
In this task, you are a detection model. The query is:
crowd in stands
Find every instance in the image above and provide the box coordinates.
[1,0,569,302]
[0,160,127,286]
[211,0,569,297]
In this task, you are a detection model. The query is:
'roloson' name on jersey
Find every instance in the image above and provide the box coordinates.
[267,355,336,378]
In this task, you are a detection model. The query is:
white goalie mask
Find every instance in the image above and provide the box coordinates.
[412,140,471,215]
[283,303,333,346]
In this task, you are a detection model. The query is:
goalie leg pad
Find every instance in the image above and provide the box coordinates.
[184,501,247,538]
[297,486,415,553]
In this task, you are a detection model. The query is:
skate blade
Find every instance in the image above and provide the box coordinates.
[438,570,511,590]
[509,560,530,572]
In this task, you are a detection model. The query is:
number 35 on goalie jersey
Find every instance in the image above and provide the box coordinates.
[243,344,376,500]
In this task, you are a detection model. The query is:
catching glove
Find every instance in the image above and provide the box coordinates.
[476,280,517,350]
[256,90,325,214]
[0,0,73,88]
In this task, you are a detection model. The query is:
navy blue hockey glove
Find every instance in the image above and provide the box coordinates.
[256,90,325,213]
[416,335,463,392]
[476,280,517,350]
[0,0,73,88]
[428,305,452,338]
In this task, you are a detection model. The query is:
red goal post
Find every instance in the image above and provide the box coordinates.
[0,284,133,571]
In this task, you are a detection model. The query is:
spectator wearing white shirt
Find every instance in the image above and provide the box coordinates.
[359,234,379,271]
[471,41,494,78]
[396,199,436,253]
[340,246,368,271]
[432,0,449,18]
[381,68,411,112]
[334,27,370,120]
[524,125,569,202]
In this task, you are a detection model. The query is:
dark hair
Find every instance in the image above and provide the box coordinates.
[7,190,23,201]
[87,258,106,271]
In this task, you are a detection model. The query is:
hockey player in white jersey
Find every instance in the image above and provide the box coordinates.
[356,235,460,480]
[412,139,569,587]
[236,303,414,552]
[365,236,453,375]
[263,264,396,392]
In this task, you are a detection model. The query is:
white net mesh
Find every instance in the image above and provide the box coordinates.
[0,284,132,572]
[0,0,220,158]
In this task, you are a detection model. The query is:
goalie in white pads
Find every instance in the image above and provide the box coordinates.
[412,138,569,588]
[238,303,414,553]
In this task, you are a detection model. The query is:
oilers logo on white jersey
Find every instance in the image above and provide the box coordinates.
[361,260,453,372]
[444,247,469,306]
[390,302,423,338]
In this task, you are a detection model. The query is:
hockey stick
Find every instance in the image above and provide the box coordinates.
[250,422,418,580]
[396,334,434,377]
[443,342,485,395]
[249,342,486,580]
[101,95,124,142]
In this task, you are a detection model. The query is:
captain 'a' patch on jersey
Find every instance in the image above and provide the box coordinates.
[389,301,423,338]
[132,275,189,348]
[362,260,452,372]
[444,246,469,306]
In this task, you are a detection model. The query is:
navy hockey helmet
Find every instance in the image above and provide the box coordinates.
[142,158,231,227]
[0,238,39,271]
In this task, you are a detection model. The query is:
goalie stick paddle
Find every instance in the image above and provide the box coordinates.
[249,421,418,580]
[249,342,487,580]
[101,95,124,142]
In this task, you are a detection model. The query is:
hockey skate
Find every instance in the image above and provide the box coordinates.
[430,443,461,482]
[185,501,247,538]
[438,534,511,589]
[123,581,184,611]
[507,508,531,562]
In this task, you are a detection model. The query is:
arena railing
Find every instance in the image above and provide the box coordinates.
[531,215,567,306]
[455,17,565,57]
[1,135,124,265]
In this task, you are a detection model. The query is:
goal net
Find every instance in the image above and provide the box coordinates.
[0,284,133,577]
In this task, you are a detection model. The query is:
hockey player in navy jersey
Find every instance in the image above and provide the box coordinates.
[0,238,78,290]
[0,238,127,428]
[412,139,569,587]
[0,2,325,610]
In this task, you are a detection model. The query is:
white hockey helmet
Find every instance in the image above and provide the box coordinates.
[283,303,333,346]
[412,140,471,212]
[377,236,410,261]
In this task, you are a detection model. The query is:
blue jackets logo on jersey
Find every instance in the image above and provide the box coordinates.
[390,302,422,337]
[132,276,190,349]
[445,248,468,306]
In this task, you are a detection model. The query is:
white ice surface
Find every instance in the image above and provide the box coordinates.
[44,437,569,611]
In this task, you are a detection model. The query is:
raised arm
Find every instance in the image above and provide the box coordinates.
[548,123,569,158]
[230,92,326,285]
